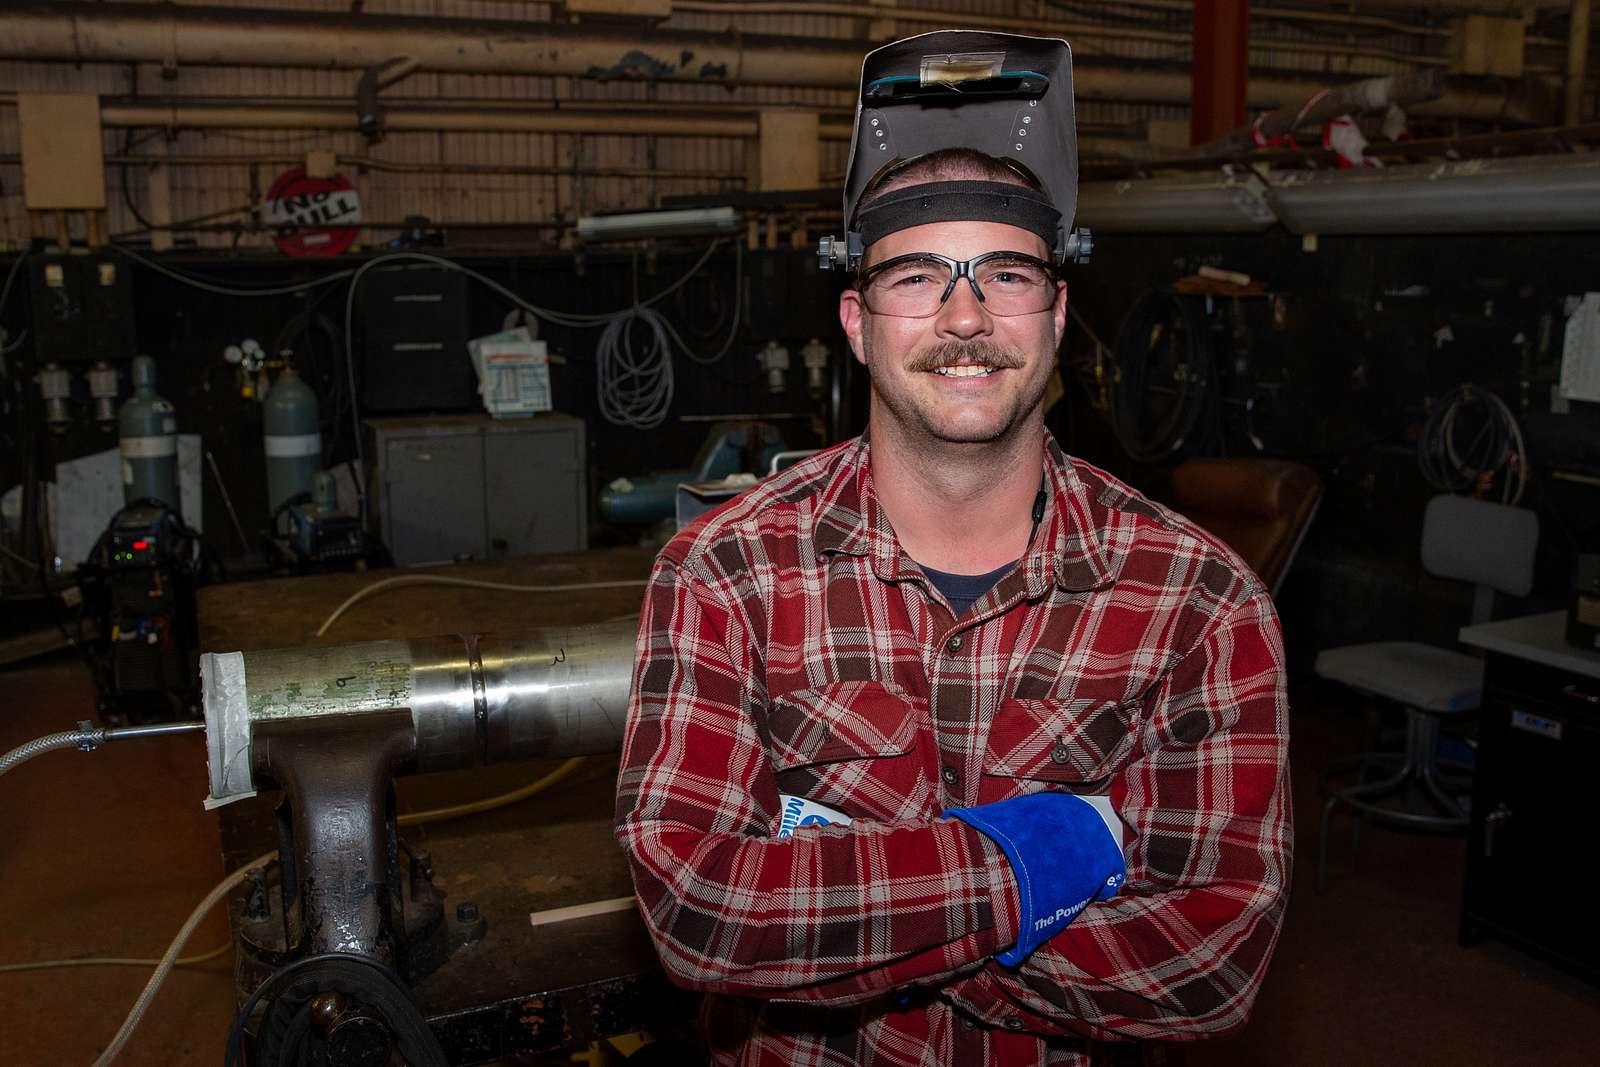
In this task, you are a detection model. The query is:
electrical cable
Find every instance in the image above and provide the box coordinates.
[593,238,742,428]
[0,252,27,355]
[398,756,586,827]
[91,852,271,1067]
[336,242,733,508]
[0,539,40,570]
[0,943,230,975]
[119,130,157,232]
[312,573,649,637]
[1417,383,1529,505]
[14,746,589,1059]
[110,244,356,298]
[1109,289,1216,464]
[226,952,445,1067]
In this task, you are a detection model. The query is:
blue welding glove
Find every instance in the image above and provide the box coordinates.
[946,791,1126,967]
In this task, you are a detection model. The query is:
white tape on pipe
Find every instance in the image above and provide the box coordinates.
[201,651,258,810]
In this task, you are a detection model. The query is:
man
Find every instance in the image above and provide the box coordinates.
[616,31,1291,1066]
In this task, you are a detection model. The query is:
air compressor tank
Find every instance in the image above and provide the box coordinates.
[263,367,321,522]
[118,355,178,509]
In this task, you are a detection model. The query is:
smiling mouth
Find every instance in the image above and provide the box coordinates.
[931,365,1000,378]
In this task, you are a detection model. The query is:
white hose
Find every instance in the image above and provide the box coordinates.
[313,574,649,637]
[91,852,273,1066]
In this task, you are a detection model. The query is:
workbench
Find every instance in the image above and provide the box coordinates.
[197,547,695,1061]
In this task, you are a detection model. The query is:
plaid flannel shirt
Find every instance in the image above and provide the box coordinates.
[615,433,1292,1066]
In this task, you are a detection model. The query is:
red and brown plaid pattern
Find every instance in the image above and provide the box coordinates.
[616,433,1293,1066]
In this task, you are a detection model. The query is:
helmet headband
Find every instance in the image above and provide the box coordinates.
[855,180,1062,252]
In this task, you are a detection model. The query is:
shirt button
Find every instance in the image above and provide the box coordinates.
[1050,741,1071,764]
[959,1017,976,1030]
[946,634,963,653]
[941,764,961,786]
[1004,1016,1024,1031]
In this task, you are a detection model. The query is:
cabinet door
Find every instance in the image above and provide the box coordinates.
[383,434,485,565]
[1468,680,1600,973]
[484,426,585,557]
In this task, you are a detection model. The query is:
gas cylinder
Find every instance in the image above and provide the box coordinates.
[263,367,321,521]
[118,356,178,509]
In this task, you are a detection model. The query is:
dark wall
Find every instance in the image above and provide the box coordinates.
[1053,230,1600,665]
[4,230,1598,665]
[1,244,842,561]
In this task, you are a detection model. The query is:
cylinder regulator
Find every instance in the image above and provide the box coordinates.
[118,355,178,509]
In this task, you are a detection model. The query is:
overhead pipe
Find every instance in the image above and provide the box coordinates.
[671,0,1463,68]
[1189,71,1445,159]
[1568,0,1593,125]
[1264,152,1600,235]
[0,152,739,181]
[96,103,800,138]
[0,3,1554,124]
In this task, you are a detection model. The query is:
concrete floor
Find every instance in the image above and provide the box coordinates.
[2,652,1598,1065]
[1,657,232,1066]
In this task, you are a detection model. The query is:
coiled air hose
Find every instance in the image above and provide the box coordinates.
[1110,289,1217,463]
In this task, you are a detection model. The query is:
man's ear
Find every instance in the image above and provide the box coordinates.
[1052,280,1069,346]
[840,288,868,366]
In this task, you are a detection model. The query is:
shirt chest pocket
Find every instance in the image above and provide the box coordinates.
[765,681,936,825]
[980,696,1141,799]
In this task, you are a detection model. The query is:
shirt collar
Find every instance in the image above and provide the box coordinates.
[812,432,1114,594]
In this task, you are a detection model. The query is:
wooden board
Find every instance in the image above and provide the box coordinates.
[17,94,107,211]
[198,546,654,654]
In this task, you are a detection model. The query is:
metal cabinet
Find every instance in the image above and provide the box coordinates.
[1459,642,1600,986]
[366,414,587,566]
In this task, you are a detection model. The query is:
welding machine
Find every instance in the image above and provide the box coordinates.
[78,501,214,724]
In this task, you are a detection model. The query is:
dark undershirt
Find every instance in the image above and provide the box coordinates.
[918,559,1019,618]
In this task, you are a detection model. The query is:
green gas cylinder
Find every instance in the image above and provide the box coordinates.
[263,367,321,522]
[118,355,178,509]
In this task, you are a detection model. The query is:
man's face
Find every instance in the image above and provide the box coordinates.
[839,217,1067,448]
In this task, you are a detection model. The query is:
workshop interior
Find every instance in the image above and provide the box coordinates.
[3,1,1600,1064]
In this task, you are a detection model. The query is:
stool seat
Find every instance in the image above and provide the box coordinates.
[1314,642,1484,714]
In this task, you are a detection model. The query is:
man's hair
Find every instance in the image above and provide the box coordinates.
[858,148,1043,211]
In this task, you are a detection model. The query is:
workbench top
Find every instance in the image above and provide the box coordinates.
[197,548,664,1029]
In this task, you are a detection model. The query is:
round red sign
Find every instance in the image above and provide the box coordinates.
[263,166,362,257]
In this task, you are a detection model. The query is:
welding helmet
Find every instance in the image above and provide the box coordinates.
[819,30,1091,273]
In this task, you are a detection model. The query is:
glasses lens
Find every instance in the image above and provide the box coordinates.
[862,257,954,317]
[973,256,1055,315]
[862,254,1055,317]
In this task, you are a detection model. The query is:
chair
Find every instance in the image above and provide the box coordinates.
[1313,494,1539,891]
[1168,458,1324,599]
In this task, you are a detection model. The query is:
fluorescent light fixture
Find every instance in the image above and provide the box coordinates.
[1267,154,1600,235]
[1076,171,1275,234]
[576,205,741,242]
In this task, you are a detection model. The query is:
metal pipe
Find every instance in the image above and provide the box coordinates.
[1190,71,1445,159]
[1265,152,1600,234]
[201,623,637,809]
[0,152,741,181]
[1568,0,1594,125]
[84,92,1553,134]
[98,103,790,138]
[0,3,1552,122]
[672,0,1457,67]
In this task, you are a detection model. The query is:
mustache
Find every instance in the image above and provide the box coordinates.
[905,340,1027,374]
